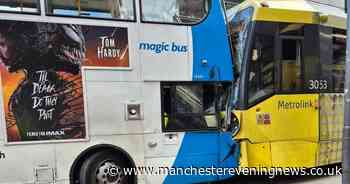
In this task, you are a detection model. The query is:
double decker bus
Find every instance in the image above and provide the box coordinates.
[227,0,346,169]
[0,0,239,183]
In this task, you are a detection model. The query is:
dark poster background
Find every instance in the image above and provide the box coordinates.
[0,20,129,143]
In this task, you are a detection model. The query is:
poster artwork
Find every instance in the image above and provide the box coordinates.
[0,20,129,143]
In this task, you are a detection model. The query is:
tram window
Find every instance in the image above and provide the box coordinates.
[282,40,297,60]
[303,25,321,92]
[281,39,303,91]
[46,0,135,20]
[280,23,304,36]
[141,0,209,24]
[319,28,346,92]
[331,29,346,91]
[0,0,39,13]
[229,8,253,74]
[162,83,229,132]
[247,22,275,104]
[278,23,304,92]
[248,36,275,104]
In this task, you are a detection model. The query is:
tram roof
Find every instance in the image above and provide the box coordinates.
[229,0,346,29]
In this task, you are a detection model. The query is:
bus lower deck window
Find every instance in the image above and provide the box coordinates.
[161,83,230,132]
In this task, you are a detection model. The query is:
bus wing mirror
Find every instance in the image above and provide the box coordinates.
[227,112,241,136]
[221,112,241,136]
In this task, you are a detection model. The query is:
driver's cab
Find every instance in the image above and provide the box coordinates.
[161,82,230,133]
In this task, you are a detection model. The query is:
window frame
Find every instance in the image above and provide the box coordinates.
[241,22,346,110]
[247,33,276,105]
[244,33,277,108]
[241,22,317,109]
[276,25,345,94]
[315,25,347,93]
[161,82,230,133]
[139,0,211,26]
[45,0,137,22]
[279,37,305,93]
[230,7,256,109]
[0,0,41,15]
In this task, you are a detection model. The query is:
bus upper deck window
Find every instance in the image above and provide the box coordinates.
[0,0,39,13]
[46,0,135,20]
[141,0,209,24]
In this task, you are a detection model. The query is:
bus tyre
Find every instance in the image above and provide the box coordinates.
[79,151,134,184]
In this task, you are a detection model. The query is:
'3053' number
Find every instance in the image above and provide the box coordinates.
[309,80,328,90]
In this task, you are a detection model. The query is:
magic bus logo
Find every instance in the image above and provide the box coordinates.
[139,42,188,54]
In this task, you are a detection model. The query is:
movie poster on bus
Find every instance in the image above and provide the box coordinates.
[84,26,130,68]
[0,20,129,143]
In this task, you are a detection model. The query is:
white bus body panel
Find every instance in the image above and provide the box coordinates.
[0,7,194,183]
[139,24,192,81]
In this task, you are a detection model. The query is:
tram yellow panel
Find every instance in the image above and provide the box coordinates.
[235,94,319,143]
[270,141,317,168]
[240,141,272,168]
[254,8,318,24]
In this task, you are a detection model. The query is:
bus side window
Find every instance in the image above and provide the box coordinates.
[141,0,209,24]
[46,0,135,20]
[0,0,39,13]
[177,0,209,23]
[162,84,210,131]
[161,83,230,132]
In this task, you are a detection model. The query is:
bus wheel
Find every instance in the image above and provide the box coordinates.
[79,151,134,184]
